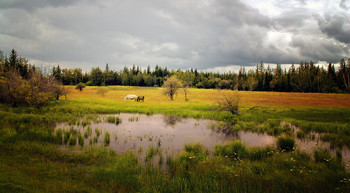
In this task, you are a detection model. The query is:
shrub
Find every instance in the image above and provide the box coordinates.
[75,82,85,91]
[104,131,110,146]
[217,90,241,115]
[277,136,295,152]
[0,70,63,108]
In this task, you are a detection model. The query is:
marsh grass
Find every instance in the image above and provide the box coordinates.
[145,145,157,162]
[84,126,92,138]
[55,128,63,144]
[63,130,70,145]
[277,136,295,152]
[68,134,77,146]
[107,116,121,125]
[214,140,248,159]
[104,131,110,146]
[95,128,100,137]
[78,130,84,146]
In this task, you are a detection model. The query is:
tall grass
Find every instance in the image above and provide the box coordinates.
[277,136,295,152]
[106,116,121,125]
[104,131,110,146]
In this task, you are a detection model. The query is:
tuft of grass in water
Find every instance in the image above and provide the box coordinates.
[78,130,84,146]
[93,136,98,144]
[157,138,161,148]
[104,131,110,146]
[277,136,295,152]
[106,116,121,125]
[95,128,100,137]
[84,126,92,138]
[55,128,63,144]
[68,134,77,146]
[336,150,342,161]
[145,145,157,162]
[63,130,70,145]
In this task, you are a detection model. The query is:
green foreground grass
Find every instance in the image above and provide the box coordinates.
[0,86,350,192]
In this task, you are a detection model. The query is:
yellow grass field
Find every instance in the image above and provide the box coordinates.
[67,86,350,108]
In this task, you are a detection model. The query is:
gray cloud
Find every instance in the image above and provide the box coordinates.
[0,0,79,11]
[0,0,349,72]
[316,13,350,44]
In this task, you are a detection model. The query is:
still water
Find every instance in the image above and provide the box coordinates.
[55,113,349,168]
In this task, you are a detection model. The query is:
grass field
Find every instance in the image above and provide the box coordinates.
[1,86,350,192]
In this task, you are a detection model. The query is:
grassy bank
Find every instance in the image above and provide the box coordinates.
[1,86,350,192]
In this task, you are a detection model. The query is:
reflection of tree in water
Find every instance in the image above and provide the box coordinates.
[163,115,182,127]
[209,122,239,137]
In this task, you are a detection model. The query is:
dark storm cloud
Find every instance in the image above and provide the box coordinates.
[0,0,79,11]
[316,13,350,44]
[0,0,349,72]
[340,0,349,10]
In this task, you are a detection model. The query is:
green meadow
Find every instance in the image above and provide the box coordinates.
[1,86,350,192]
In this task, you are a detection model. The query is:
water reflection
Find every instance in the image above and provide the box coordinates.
[163,115,182,127]
[54,113,350,169]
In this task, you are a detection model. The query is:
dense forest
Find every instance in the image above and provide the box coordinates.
[1,49,350,93]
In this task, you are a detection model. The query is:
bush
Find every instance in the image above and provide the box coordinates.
[277,136,295,151]
[75,82,85,91]
[217,90,241,115]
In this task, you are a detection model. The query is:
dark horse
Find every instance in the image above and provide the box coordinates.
[137,96,145,102]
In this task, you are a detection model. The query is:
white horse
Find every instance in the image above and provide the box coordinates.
[124,94,138,101]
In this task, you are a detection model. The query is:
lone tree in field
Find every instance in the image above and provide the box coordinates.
[162,76,182,100]
[217,90,241,115]
[75,82,85,91]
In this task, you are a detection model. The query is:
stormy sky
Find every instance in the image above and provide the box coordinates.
[0,0,349,72]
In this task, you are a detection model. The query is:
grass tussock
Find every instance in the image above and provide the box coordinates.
[277,136,295,152]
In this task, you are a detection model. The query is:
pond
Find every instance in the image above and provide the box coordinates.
[55,113,350,168]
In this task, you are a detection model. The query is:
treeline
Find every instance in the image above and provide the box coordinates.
[0,49,67,107]
[1,49,350,93]
[52,60,350,93]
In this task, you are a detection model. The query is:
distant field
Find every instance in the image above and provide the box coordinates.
[67,86,350,108]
